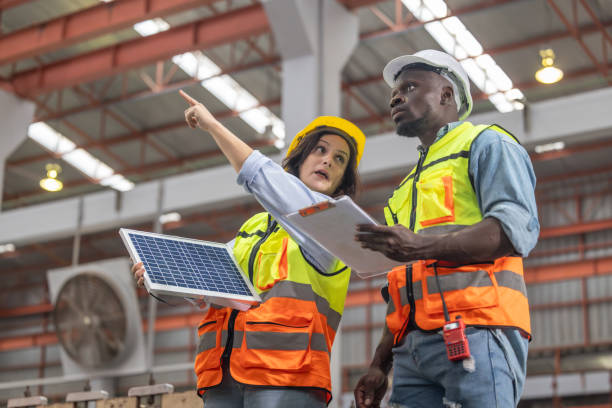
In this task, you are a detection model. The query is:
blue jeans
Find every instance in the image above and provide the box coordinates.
[202,362,327,408]
[389,327,528,408]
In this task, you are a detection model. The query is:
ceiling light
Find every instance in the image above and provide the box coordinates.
[40,163,63,192]
[28,122,134,192]
[535,49,563,84]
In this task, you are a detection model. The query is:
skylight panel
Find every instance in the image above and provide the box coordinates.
[401,0,524,113]
[133,18,170,37]
[153,18,286,147]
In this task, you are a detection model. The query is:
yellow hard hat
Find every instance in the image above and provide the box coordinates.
[286,116,366,166]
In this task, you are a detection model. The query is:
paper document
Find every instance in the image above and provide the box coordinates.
[286,196,405,278]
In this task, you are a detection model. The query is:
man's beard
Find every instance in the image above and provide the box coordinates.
[395,107,432,138]
[396,117,427,138]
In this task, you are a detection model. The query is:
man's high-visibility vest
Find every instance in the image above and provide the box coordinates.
[384,122,531,345]
[195,212,350,403]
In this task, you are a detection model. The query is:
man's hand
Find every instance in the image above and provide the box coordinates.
[179,89,219,132]
[356,224,430,262]
[354,367,389,408]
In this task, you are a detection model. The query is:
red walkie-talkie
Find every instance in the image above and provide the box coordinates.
[442,316,471,361]
[433,263,471,362]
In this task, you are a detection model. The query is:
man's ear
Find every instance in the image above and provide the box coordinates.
[441,85,455,107]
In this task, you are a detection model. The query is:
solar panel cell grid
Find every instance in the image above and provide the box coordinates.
[128,232,252,296]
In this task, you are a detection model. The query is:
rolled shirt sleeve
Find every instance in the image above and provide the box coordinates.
[236,150,338,272]
[469,130,540,257]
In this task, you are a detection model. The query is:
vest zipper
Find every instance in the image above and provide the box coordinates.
[409,147,428,231]
[221,309,239,360]
[221,216,278,362]
[247,215,278,283]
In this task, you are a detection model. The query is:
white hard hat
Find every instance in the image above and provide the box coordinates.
[382,49,473,120]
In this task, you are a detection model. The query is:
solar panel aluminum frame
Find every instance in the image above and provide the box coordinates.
[119,228,261,311]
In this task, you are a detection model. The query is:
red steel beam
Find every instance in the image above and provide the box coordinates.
[0,0,213,65]
[539,218,612,239]
[31,15,608,124]
[579,1,612,54]
[34,56,280,122]
[361,0,517,40]
[6,0,533,97]
[547,0,612,84]
[8,96,280,168]
[526,256,612,284]
[0,302,53,318]
[10,4,270,96]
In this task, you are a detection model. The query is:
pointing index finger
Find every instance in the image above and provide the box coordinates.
[179,89,199,106]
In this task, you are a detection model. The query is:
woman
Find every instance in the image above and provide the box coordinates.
[133,90,366,407]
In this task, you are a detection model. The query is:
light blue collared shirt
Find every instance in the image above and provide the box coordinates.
[431,121,540,257]
[236,151,337,272]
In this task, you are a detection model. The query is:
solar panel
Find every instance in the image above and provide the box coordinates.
[119,229,261,310]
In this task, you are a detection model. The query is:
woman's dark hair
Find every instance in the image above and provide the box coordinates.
[282,130,361,198]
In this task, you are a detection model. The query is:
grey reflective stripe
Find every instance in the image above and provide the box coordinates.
[221,330,244,348]
[418,224,470,235]
[386,300,395,315]
[494,270,527,296]
[197,332,216,353]
[397,280,423,305]
[259,280,343,331]
[427,269,492,293]
[424,269,526,297]
[234,330,244,347]
[246,331,309,351]
[400,288,409,306]
[311,333,329,353]
[413,280,423,301]
[245,331,329,354]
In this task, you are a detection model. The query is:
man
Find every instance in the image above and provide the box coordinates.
[353,50,539,408]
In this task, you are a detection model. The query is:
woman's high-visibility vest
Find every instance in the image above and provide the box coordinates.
[195,212,350,403]
[384,122,531,345]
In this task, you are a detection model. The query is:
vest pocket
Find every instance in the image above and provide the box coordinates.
[416,167,455,227]
[420,266,501,316]
[195,317,224,371]
[240,309,315,372]
[254,237,289,291]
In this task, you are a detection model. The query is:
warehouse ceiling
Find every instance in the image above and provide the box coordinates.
[0,0,611,211]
